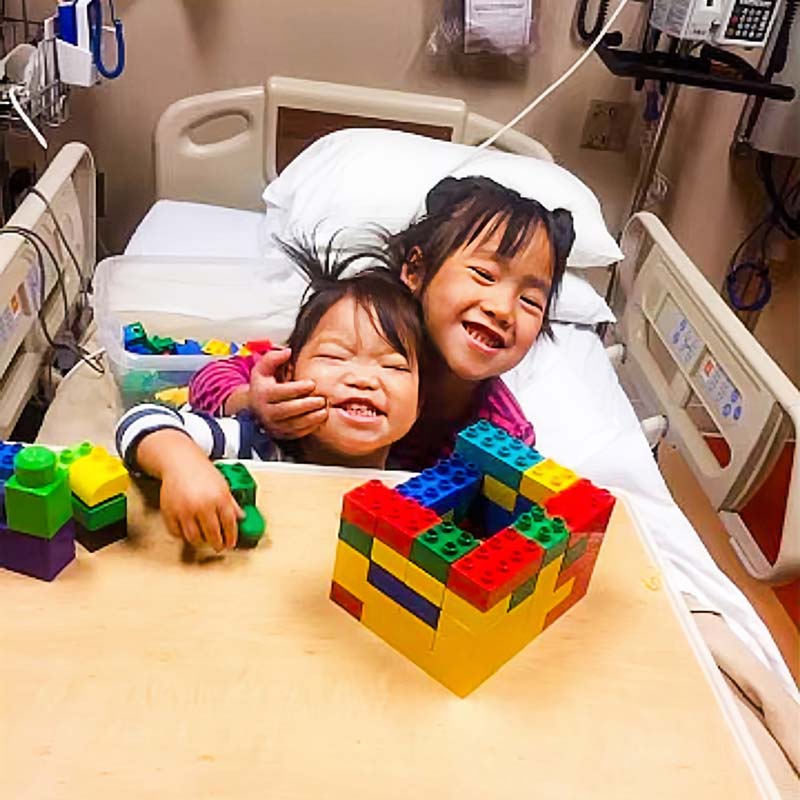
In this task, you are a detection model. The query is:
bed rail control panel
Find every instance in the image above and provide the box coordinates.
[0,143,96,439]
[618,212,799,583]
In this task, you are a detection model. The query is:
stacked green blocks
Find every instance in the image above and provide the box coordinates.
[214,462,266,548]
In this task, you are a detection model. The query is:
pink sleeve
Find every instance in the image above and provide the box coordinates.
[479,378,536,446]
[188,355,256,415]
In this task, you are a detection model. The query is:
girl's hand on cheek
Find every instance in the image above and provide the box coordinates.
[248,348,328,440]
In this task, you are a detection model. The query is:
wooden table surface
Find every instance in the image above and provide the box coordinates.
[0,465,768,799]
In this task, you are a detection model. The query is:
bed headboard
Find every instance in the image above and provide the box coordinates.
[154,76,553,211]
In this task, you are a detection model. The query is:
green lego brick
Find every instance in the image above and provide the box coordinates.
[58,441,93,470]
[147,335,176,354]
[338,519,373,558]
[563,534,589,569]
[5,447,72,539]
[513,512,569,565]
[215,462,257,507]
[72,493,127,531]
[409,521,478,584]
[237,504,265,548]
[508,573,538,611]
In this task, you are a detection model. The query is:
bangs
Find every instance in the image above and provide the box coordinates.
[464,207,551,265]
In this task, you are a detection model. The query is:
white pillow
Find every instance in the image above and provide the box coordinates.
[263,128,623,268]
[551,270,615,326]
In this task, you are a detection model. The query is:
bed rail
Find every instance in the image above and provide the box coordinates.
[615,212,799,583]
[0,142,95,438]
[154,77,553,210]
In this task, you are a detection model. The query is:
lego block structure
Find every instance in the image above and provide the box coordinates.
[330,420,616,697]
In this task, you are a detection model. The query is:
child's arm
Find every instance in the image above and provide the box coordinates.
[189,348,328,439]
[116,404,251,551]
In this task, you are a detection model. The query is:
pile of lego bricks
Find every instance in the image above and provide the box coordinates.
[0,441,129,581]
[330,419,616,696]
[123,321,273,359]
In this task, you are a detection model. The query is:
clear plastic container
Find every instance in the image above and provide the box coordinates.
[93,255,305,408]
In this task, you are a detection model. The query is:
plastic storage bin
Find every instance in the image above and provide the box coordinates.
[93,255,305,408]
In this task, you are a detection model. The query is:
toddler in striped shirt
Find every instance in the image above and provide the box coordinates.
[116,240,425,551]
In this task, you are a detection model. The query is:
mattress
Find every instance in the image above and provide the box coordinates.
[117,201,796,691]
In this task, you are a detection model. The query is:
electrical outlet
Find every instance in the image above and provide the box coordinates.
[580,100,634,152]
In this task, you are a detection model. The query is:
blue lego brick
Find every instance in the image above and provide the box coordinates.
[174,339,204,355]
[454,420,542,489]
[396,455,481,518]
[123,322,147,348]
[470,495,516,538]
[513,493,534,517]
[230,343,239,355]
[367,561,441,629]
[0,442,24,480]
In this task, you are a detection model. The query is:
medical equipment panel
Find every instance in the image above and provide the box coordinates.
[651,0,782,47]
[617,212,799,582]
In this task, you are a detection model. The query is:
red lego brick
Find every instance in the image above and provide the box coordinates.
[545,479,616,541]
[330,580,364,620]
[374,493,441,557]
[341,480,397,533]
[243,339,274,354]
[447,528,544,611]
[543,530,604,628]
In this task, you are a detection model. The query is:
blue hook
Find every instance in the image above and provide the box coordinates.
[89,0,125,80]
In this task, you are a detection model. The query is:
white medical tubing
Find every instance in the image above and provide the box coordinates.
[9,86,48,150]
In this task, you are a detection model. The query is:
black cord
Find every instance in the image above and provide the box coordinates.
[24,187,86,291]
[577,0,610,42]
[0,228,104,374]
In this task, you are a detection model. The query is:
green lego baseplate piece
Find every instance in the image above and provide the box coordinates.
[215,462,257,507]
[5,446,73,539]
[72,492,127,532]
[409,520,478,583]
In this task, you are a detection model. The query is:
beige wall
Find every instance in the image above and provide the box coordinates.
[23,0,643,250]
[19,1,798,382]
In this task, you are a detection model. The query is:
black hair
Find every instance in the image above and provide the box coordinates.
[383,176,575,338]
[276,234,426,371]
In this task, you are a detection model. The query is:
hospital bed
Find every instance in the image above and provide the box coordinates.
[0,77,797,784]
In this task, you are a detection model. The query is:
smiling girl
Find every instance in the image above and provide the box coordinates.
[189,176,575,471]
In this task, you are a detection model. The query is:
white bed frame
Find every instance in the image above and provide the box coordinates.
[0,77,796,584]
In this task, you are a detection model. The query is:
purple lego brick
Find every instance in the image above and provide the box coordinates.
[0,519,75,581]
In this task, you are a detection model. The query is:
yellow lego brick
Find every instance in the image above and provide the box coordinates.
[370,539,408,582]
[361,582,436,660]
[202,339,231,356]
[68,446,129,507]
[439,587,510,636]
[332,540,370,597]
[154,386,190,407]
[526,554,573,636]
[519,459,579,504]
[482,474,517,512]
[404,560,445,607]
[237,346,251,356]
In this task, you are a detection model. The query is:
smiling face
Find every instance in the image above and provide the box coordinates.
[291,295,420,465]
[405,219,554,382]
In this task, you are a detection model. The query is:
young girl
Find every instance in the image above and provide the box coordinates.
[189,175,575,469]
[116,242,425,552]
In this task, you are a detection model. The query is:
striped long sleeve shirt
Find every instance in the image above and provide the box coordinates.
[115,404,292,471]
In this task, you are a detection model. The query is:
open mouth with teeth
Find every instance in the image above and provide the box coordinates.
[462,321,506,350]
[332,399,386,420]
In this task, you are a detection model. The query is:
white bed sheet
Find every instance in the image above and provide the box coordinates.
[126,200,796,693]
